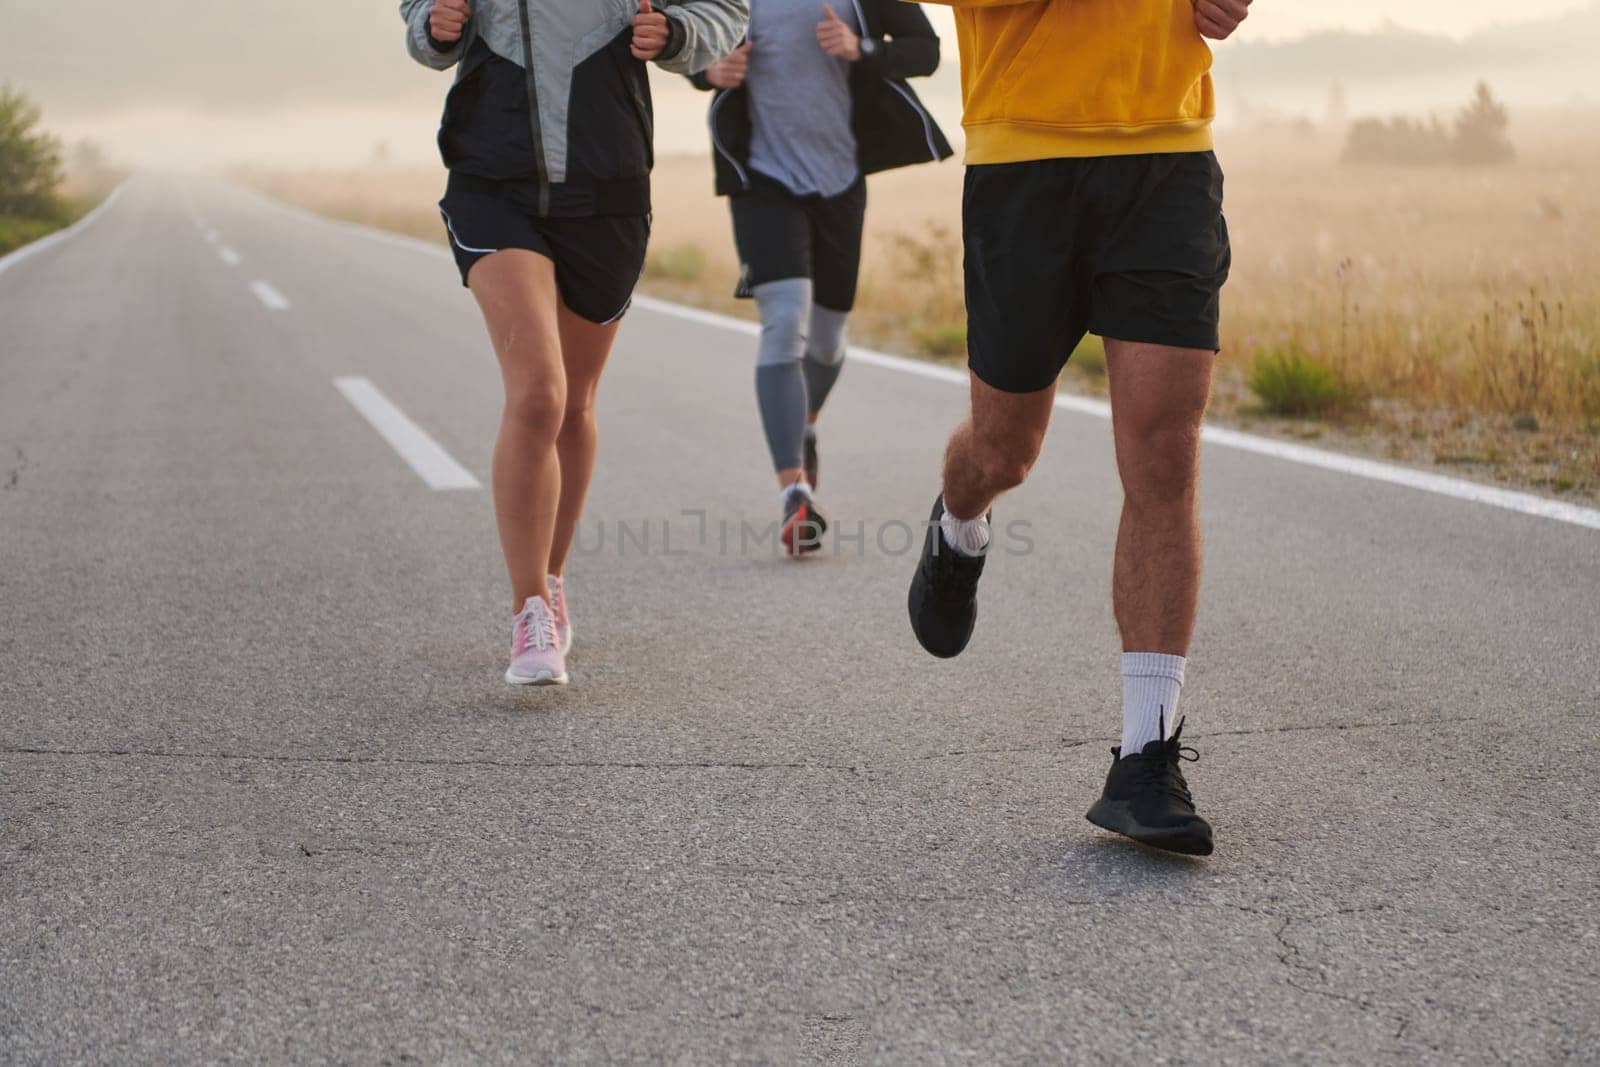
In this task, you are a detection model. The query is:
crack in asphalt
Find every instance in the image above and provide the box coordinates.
[3,446,25,491]
[915,717,1462,762]
[2,745,860,774]
[1207,716,1456,739]
[1174,899,1415,1040]
[4,716,1461,775]
[916,739,1098,760]
[1272,911,1413,1041]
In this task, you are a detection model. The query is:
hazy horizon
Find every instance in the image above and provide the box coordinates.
[15,0,1599,170]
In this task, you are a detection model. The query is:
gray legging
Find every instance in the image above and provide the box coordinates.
[753,277,848,474]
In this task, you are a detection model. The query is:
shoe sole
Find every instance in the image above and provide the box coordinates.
[907,578,974,658]
[1085,799,1214,856]
[504,668,569,686]
[781,503,824,557]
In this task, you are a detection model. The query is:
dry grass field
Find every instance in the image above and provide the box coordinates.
[240,122,1600,500]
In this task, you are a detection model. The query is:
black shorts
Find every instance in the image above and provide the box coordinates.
[963,151,1231,394]
[729,173,866,312]
[439,173,649,325]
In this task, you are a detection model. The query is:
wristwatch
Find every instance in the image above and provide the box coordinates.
[859,37,879,61]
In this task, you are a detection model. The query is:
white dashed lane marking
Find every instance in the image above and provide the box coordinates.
[333,377,481,491]
[250,280,290,311]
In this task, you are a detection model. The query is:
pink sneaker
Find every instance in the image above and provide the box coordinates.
[546,574,573,654]
[505,595,568,686]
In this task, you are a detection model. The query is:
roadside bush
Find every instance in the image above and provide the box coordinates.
[886,225,965,326]
[644,243,706,282]
[0,214,61,254]
[1467,292,1588,420]
[1070,335,1106,378]
[913,320,966,358]
[0,84,65,221]
[1247,343,1353,417]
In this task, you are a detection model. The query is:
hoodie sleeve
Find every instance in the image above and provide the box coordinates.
[400,0,467,70]
[655,0,750,75]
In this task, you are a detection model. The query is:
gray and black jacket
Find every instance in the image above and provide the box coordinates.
[401,0,748,216]
[690,0,952,197]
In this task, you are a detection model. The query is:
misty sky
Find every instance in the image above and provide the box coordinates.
[1240,0,1588,38]
[10,0,1595,168]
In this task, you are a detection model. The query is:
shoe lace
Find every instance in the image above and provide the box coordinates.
[1130,714,1200,806]
[519,601,557,652]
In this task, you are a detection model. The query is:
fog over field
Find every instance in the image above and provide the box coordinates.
[12,0,1600,487]
[11,0,1599,169]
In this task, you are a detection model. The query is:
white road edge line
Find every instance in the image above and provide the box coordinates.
[250,280,290,311]
[218,247,241,267]
[333,377,480,491]
[0,183,127,279]
[242,186,1600,532]
[627,298,1600,533]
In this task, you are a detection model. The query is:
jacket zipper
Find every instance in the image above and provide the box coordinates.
[847,0,941,163]
[848,0,870,37]
[884,79,941,162]
[713,0,941,187]
[515,0,551,215]
[709,90,751,190]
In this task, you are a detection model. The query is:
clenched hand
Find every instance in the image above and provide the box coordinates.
[429,0,471,44]
[816,4,862,61]
[632,0,671,61]
[1194,0,1250,41]
[704,41,753,90]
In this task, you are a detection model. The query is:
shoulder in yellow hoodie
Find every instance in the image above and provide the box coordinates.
[917,0,1215,163]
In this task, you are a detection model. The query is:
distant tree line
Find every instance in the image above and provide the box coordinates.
[1343,81,1515,166]
[0,84,66,221]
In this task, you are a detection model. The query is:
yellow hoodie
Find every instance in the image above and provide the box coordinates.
[918,0,1216,163]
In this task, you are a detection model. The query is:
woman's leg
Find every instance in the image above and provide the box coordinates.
[467,250,567,612]
[548,302,621,576]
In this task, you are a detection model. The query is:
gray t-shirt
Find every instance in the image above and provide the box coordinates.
[745,0,861,198]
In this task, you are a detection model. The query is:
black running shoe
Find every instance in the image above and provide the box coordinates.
[803,427,820,491]
[1085,717,1214,856]
[780,487,827,557]
[907,495,987,658]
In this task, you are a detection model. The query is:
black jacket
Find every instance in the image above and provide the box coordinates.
[404,0,748,217]
[689,0,953,196]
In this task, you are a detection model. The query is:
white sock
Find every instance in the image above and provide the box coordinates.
[1120,652,1186,757]
[940,510,991,557]
[782,479,812,505]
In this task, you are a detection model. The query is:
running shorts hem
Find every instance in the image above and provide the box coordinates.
[963,152,1230,395]
[439,173,649,325]
[729,172,866,313]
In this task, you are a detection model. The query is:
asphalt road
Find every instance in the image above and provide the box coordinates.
[2,175,1597,1064]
